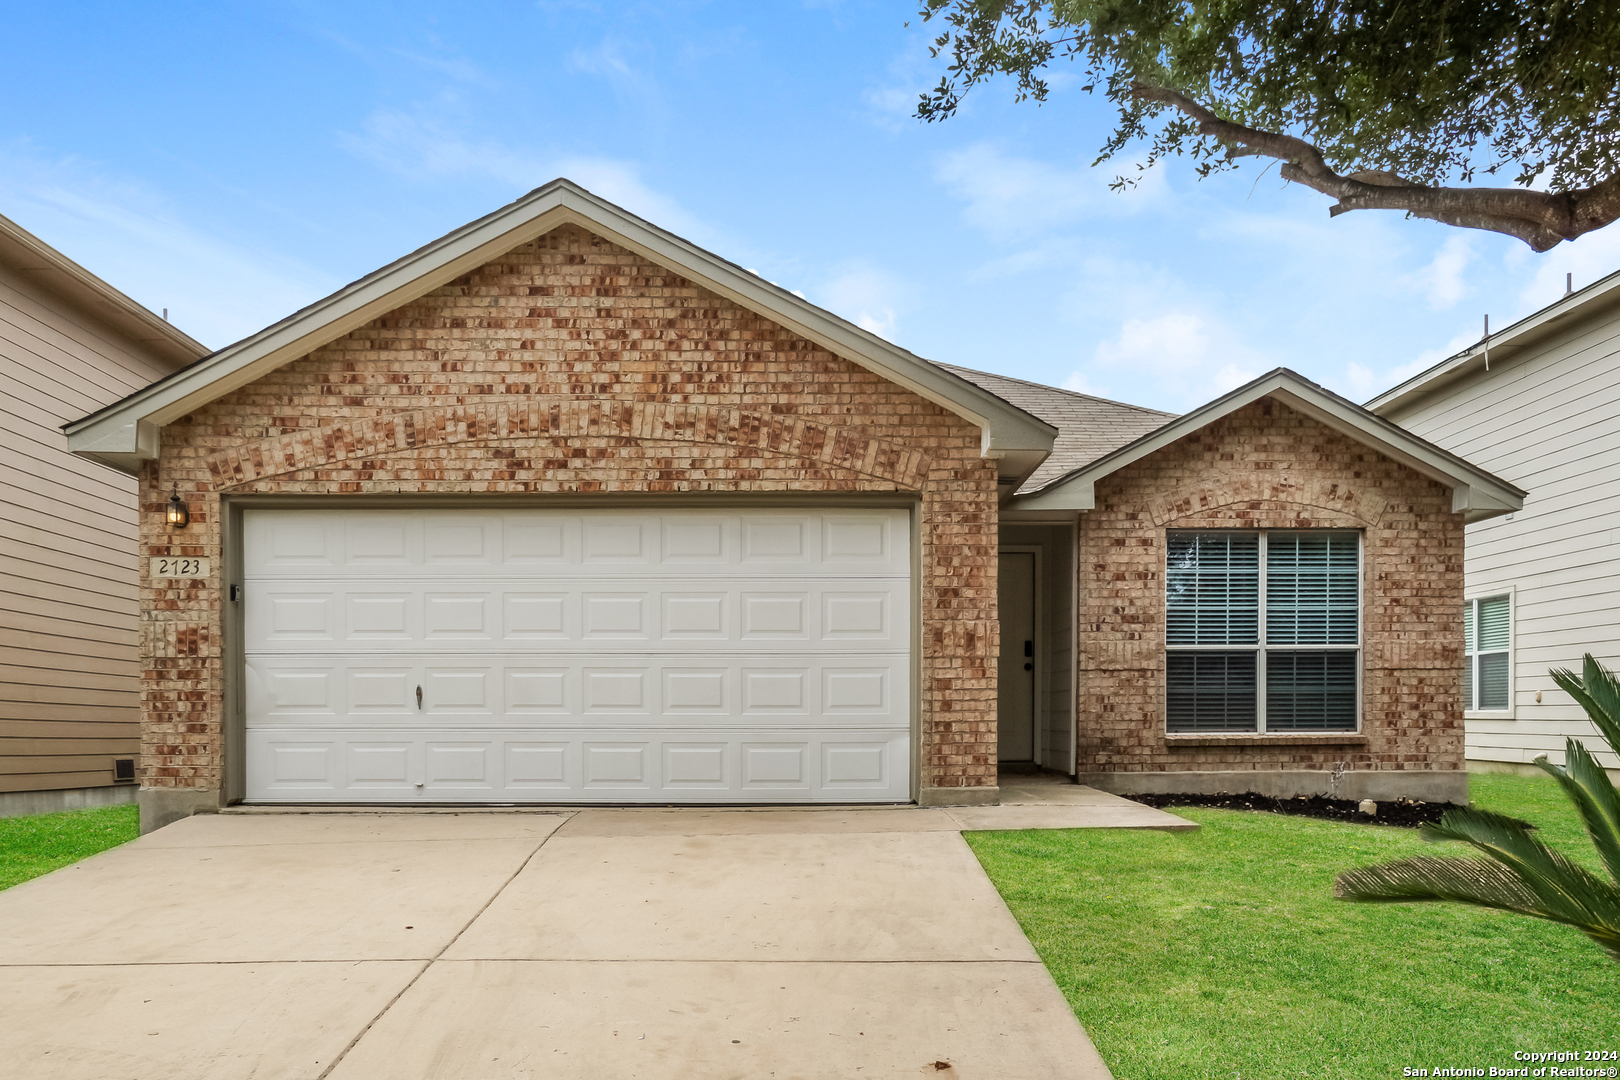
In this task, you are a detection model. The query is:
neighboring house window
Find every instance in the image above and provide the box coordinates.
[1464,594,1512,712]
[1165,530,1361,733]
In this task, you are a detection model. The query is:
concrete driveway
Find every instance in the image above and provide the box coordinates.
[1,793,1187,1079]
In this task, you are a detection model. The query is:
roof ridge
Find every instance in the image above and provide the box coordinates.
[937,362,1178,417]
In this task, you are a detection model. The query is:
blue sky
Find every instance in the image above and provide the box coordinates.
[5,1,1616,412]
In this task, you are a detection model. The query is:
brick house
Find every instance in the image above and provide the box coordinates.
[65,181,1522,831]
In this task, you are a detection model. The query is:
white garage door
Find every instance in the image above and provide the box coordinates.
[243,507,912,803]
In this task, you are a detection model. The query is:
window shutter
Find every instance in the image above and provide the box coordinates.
[1166,533,1258,646]
[1464,602,1475,653]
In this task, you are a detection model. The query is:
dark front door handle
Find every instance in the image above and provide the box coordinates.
[416,685,423,710]
[1024,662,1033,671]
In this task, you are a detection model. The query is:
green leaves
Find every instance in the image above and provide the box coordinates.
[916,1,1620,194]
[1536,739,1620,887]
[1551,655,1620,758]
[1336,654,1620,964]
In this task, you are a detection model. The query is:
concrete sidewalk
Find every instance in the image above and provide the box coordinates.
[0,793,1189,1079]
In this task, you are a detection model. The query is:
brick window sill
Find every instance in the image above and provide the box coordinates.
[1165,733,1368,747]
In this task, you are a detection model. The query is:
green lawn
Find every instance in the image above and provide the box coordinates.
[967,774,1620,1080]
[0,803,139,892]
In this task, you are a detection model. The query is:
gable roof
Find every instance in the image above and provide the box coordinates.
[1367,267,1620,415]
[65,179,1057,477]
[0,211,208,368]
[938,363,1176,494]
[1012,367,1525,523]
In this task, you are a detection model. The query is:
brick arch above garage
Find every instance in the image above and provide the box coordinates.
[202,400,934,493]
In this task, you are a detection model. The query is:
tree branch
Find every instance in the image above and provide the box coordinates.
[1131,83,1620,251]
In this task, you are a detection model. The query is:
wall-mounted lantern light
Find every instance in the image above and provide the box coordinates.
[166,484,190,529]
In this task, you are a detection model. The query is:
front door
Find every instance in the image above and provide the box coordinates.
[997,551,1036,762]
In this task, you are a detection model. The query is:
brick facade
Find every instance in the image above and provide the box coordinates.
[139,224,999,799]
[1075,397,1466,793]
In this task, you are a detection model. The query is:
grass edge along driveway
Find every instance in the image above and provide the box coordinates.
[0,803,139,892]
[967,774,1620,1080]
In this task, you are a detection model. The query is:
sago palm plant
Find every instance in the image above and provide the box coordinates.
[1334,654,1620,962]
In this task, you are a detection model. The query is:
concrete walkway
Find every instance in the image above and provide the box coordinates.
[0,790,1190,1080]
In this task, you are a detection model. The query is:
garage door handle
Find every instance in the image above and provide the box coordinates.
[416,685,423,710]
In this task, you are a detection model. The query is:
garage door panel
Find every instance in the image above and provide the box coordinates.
[265,742,335,790]
[422,666,496,716]
[504,593,568,638]
[248,580,905,653]
[583,743,650,788]
[245,508,911,803]
[505,742,571,789]
[740,743,811,790]
[424,742,494,790]
[246,512,908,578]
[245,728,908,802]
[663,742,729,788]
[423,593,494,639]
[505,668,570,713]
[348,743,414,788]
[247,655,907,729]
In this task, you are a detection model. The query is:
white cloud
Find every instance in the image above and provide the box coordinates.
[935,143,1166,242]
[1407,234,1473,309]
[1336,328,1479,402]
[338,109,717,245]
[1060,371,1102,396]
[0,139,334,349]
[1514,223,1620,312]
[567,38,644,85]
[813,263,909,341]
[861,36,938,131]
[1072,309,1269,410]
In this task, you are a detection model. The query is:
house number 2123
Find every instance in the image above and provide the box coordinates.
[150,557,209,579]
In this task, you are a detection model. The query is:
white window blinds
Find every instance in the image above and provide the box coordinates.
[1465,594,1511,711]
[1166,530,1360,733]
[1265,532,1359,645]
[1167,533,1258,646]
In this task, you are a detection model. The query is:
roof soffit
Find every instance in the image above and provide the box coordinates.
[65,181,1055,474]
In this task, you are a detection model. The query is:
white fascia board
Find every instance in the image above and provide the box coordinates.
[1011,368,1525,519]
[65,180,1054,475]
[1367,267,1620,415]
[1011,479,1094,511]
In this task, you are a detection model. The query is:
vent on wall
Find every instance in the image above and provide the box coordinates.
[113,759,136,783]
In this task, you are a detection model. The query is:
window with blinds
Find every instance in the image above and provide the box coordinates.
[1464,594,1511,712]
[1166,530,1361,733]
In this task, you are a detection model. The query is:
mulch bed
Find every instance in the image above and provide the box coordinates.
[1124,791,1465,828]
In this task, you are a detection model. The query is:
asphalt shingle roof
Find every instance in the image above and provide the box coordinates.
[938,364,1177,494]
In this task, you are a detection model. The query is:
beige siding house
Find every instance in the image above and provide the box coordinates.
[1,213,206,815]
[1370,272,1620,777]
